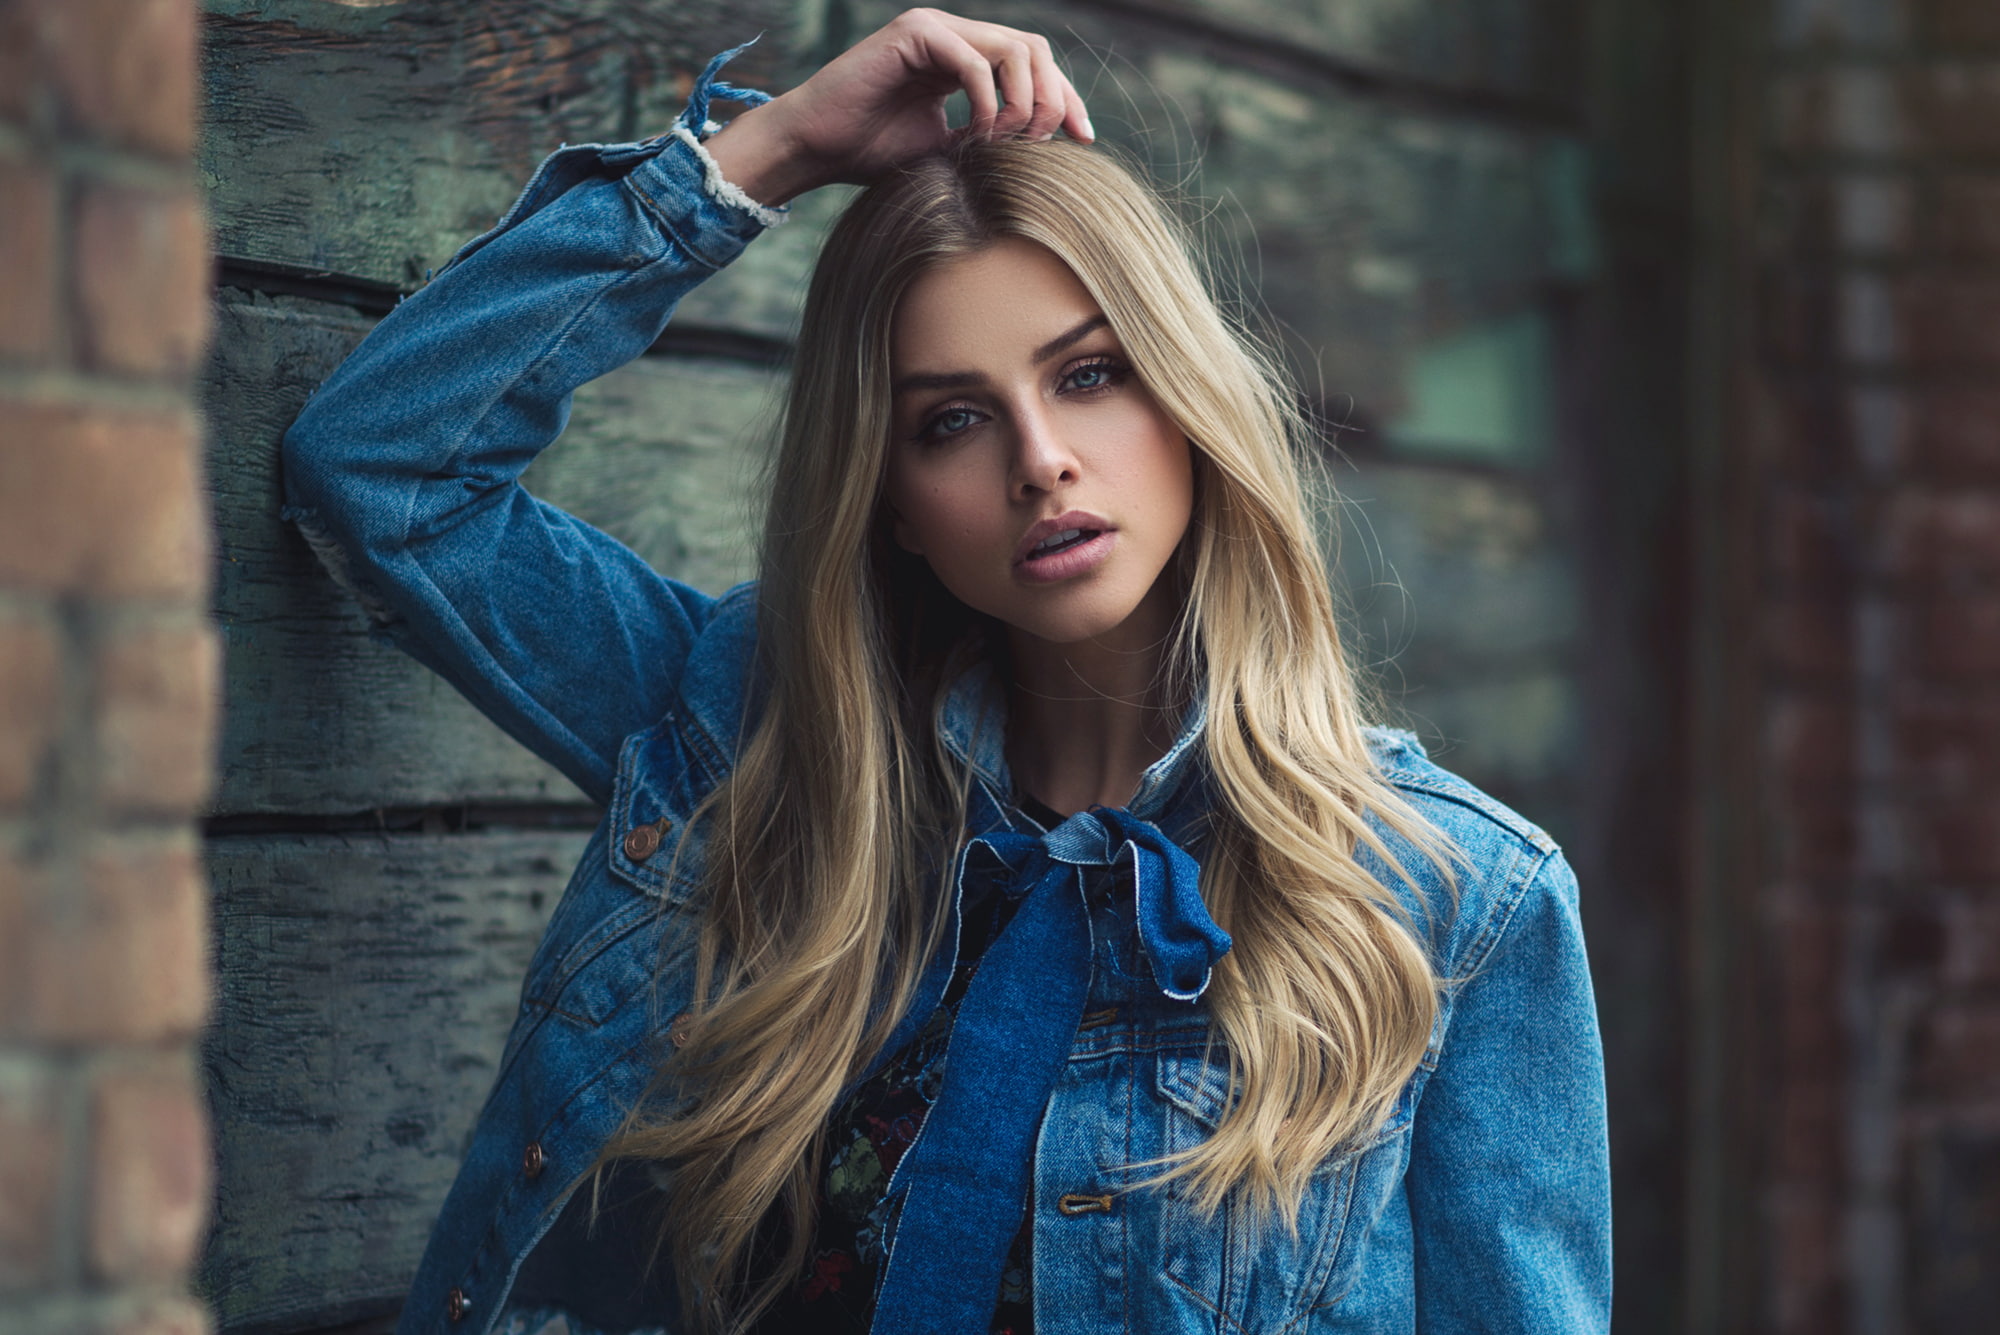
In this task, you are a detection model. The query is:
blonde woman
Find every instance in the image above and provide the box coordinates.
[281,9,1610,1334]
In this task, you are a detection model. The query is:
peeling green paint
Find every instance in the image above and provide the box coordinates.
[1385,308,1556,465]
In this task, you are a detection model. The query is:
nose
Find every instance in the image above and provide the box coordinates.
[1009,402,1080,500]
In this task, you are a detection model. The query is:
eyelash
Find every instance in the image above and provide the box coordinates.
[909,357,1133,444]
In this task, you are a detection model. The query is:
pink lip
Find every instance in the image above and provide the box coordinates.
[1013,510,1116,584]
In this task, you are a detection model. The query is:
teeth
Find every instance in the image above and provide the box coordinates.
[1033,528,1084,554]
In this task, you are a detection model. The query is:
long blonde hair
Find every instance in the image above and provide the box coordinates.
[599,136,1448,1332]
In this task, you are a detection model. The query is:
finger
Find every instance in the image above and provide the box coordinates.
[990,42,1036,138]
[1061,74,1095,143]
[1022,37,1069,140]
[924,27,1001,137]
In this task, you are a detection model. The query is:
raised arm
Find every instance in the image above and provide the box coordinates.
[280,11,1093,805]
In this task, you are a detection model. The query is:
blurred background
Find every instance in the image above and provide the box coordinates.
[2,0,1996,1331]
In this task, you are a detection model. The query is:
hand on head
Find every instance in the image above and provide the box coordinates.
[702,8,1093,207]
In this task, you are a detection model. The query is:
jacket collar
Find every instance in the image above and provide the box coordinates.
[933,657,1208,824]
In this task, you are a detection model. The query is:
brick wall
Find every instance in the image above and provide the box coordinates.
[0,0,218,1331]
[1742,0,2000,1328]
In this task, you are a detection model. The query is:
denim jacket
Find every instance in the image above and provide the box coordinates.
[279,60,1611,1335]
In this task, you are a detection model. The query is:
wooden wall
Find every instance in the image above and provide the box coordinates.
[195,2,1694,1330]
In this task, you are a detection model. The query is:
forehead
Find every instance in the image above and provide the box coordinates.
[890,238,1103,372]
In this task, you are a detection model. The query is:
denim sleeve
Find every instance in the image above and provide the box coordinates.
[1406,850,1613,1333]
[279,47,782,807]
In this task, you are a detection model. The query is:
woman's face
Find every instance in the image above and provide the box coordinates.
[884,238,1195,649]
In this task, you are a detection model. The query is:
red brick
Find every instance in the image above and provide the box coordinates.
[1942,895,2000,986]
[1770,489,1854,583]
[1762,890,1851,1334]
[1910,1001,2000,1099]
[0,157,58,364]
[0,399,209,599]
[87,1057,209,1283]
[0,1060,66,1293]
[1768,1182,1848,1335]
[1908,386,2000,481]
[95,620,218,816]
[1909,593,2000,678]
[1920,0,2000,46]
[1915,799,2000,881]
[35,0,197,158]
[1757,266,1842,370]
[1936,175,2000,257]
[1894,276,2000,368]
[1905,63,2000,158]
[1765,594,1855,679]
[0,606,61,808]
[1885,487,2000,575]
[1772,68,1903,156]
[1758,381,1859,475]
[1776,801,1859,881]
[19,836,210,1044]
[0,3,36,125]
[1768,691,1856,795]
[1896,692,2000,790]
[74,182,211,379]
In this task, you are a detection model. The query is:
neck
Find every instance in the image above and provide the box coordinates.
[1003,586,1184,815]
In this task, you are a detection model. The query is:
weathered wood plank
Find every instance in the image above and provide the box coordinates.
[1331,461,1577,674]
[1327,459,1581,814]
[198,830,582,1332]
[203,287,781,814]
[1089,0,1584,110]
[197,0,838,341]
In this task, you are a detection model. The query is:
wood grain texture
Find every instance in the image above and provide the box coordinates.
[198,830,582,1332]
[197,0,834,342]
[203,287,781,814]
[1085,0,1585,109]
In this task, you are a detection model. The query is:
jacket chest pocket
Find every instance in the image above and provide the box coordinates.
[607,720,713,904]
[1150,1050,1408,1331]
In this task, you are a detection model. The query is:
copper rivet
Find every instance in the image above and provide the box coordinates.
[623,823,662,861]
[446,1287,470,1321]
[522,1140,545,1180]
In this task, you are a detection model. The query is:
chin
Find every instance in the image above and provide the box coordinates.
[993,591,1158,648]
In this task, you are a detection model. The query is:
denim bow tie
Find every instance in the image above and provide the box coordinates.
[870,806,1232,1334]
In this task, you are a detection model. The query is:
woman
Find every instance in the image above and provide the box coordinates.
[280,10,1610,1335]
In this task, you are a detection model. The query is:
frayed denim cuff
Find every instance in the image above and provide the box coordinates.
[668,35,788,229]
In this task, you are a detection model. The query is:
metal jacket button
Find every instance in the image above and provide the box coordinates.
[522,1140,545,1180]
[669,1011,693,1048]
[622,816,671,861]
[446,1287,470,1322]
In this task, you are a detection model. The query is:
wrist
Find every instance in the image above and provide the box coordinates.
[699,99,824,209]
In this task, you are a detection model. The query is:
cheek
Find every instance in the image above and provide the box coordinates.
[885,465,979,558]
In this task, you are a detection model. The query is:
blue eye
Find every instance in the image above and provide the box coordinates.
[1062,358,1128,393]
[914,405,983,442]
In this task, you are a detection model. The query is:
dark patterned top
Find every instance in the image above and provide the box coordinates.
[747,798,1066,1335]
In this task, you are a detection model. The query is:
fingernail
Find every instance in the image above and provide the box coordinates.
[1082,115,1096,141]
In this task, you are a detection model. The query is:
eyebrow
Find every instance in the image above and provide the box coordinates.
[891,314,1112,397]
